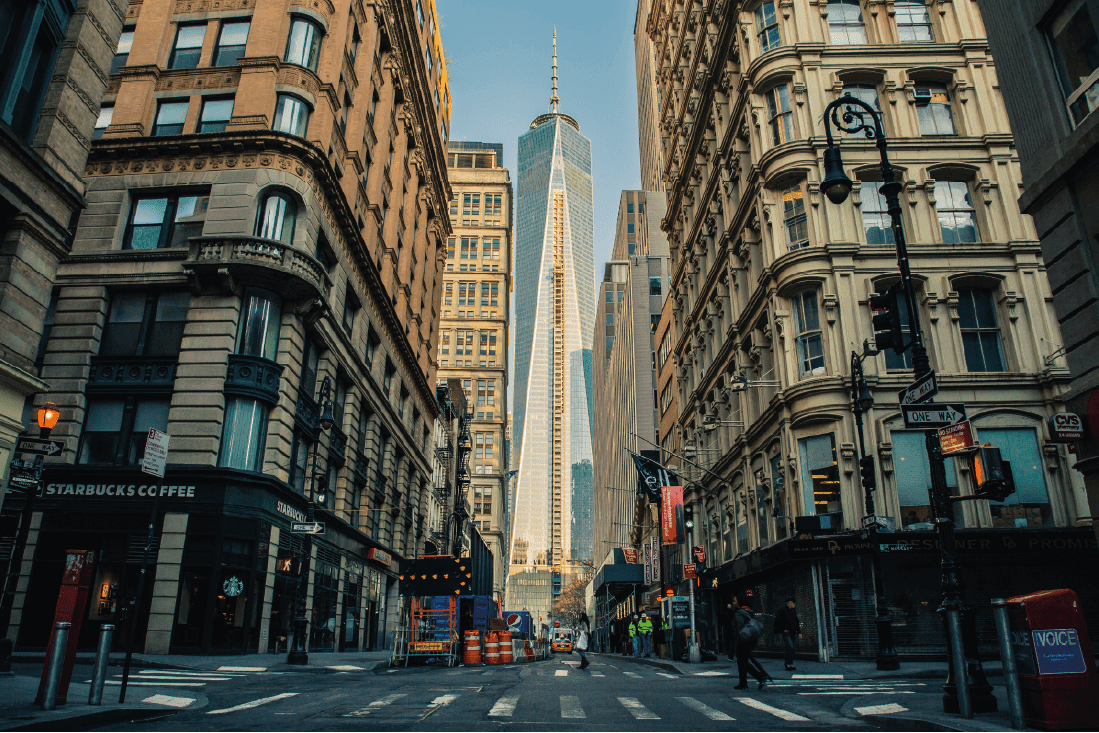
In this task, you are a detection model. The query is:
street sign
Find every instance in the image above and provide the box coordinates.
[939,420,977,455]
[901,403,967,429]
[862,515,895,531]
[8,461,41,491]
[898,371,938,406]
[691,545,706,564]
[140,428,170,478]
[15,438,65,456]
[292,522,325,534]
[1048,413,1083,442]
[683,563,697,580]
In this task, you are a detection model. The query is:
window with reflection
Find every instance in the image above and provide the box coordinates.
[782,184,809,250]
[255,191,296,244]
[285,17,322,70]
[798,433,842,530]
[1048,0,1099,125]
[111,27,134,74]
[981,428,1053,527]
[765,85,794,145]
[199,96,234,133]
[916,83,956,135]
[125,193,207,250]
[169,24,206,69]
[100,292,191,357]
[892,430,959,528]
[861,183,894,245]
[895,0,933,41]
[792,290,825,376]
[214,20,249,66]
[755,1,781,51]
[79,397,171,466]
[935,181,978,243]
[219,397,269,471]
[93,104,113,140]
[153,99,189,136]
[829,0,866,44]
[236,288,281,361]
[957,288,1005,372]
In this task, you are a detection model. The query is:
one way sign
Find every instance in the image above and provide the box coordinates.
[901,403,967,430]
[15,438,65,456]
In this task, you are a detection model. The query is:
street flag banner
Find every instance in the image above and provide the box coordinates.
[661,486,685,545]
[643,542,652,585]
[630,450,681,503]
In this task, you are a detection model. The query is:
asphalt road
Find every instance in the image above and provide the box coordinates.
[71,655,946,731]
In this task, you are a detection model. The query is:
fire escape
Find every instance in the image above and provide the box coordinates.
[452,411,473,556]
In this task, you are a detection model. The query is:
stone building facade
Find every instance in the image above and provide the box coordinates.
[437,140,512,599]
[7,0,453,656]
[976,0,1099,547]
[0,0,127,507]
[643,0,1095,659]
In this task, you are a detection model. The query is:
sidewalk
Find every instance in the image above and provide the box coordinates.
[595,653,1018,731]
[10,649,392,672]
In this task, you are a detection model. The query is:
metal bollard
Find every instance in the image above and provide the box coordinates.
[41,622,71,711]
[946,607,973,719]
[88,624,115,706]
[992,599,1026,730]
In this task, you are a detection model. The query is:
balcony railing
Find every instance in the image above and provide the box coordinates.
[224,353,283,405]
[184,236,330,301]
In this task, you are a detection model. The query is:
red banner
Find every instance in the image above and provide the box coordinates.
[623,546,639,564]
[661,486,684,545]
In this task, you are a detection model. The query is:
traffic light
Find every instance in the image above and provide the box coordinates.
[684,505,694,530]
[314,473,328,507]
[869,284,905,353]
[859,455,876,492]
[972,446,1015,502]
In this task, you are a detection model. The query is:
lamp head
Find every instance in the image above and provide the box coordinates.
[821,147,853,205]
[318,400,334,431]
[38,402,60,433]
[856,380,875,411]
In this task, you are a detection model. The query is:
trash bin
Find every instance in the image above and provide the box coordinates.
[1003,588,1099,730]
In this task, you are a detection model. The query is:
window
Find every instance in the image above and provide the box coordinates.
[892,430,958,528]
[417,0,425,26]
[957,288,1005,372]
[255,191,296,245]
[214,20,249,66]
[0,0,71,141]
[460,237,475,259]
[486,238,501,260]
[782,184,809,250]
[124,192,207,250]
[755,1,781,51]
[366,328,379,368]
[101,291,190,357]
[93,104,113,140]
[935,181,978,243]
[300,339,320,398]
[237,288,281,361]
[765,85,794,145]
[153,99,189,136]
[199,96,234,133]
[383,358,395,393]
[485,195,502,215]
[792,290,825,375]
[916,83,955,135]
[79,397,170,466]
[829,0,866,44]
[289,429,312,493]
[861,182,894,245]
[285,17,322,70]
[606,312,614,325]
[332,378,347,428]
[840,83,880,120]
[627,202,634,213]
[425,45,432,75]
[273,93,309,136]
[981,428,1053,528]
[797,433,842,529]
[219,398,269,471]
[649,277,662,296]
[627,222,635,234]
[895,0,933,41]
[112,27,134,74]
[1048,0,1099,125]
[169,24,206,69]
[340,90,351,133]
[342,284,360,335]
[606,290,614,303]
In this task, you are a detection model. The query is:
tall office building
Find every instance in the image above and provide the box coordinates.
[438,141,512,599]
[508,32,595,619]
[634,0,665,193]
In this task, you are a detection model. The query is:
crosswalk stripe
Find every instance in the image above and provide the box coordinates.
[555,669,568,677]
[488,695,519,717]
[677,696,734,721]
[656,672,678,679]
[736,697,810,721]
[623,671,642,677]
[431,694,460,706]
[207,692,298,715]
[142,694,194,708]
[217,666,267,672]
[344,693,407,717]
[560,695,586,719]
[590,672,605,677]
[327,665,365,671]
[130,674,234,681]
[792,674,844,679]
[104,681,205,687]
[692,671,729,676]
[618,697,659,720]
[856,703,909,716]
[798,691,916,696]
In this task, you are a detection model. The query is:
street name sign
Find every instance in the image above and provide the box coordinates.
[862,515,895,531]
[8,461,41,491]
[292,522,325,535]
[898,371,938,406]
[901,403,967,430]
[141,428,170,478]
[939,420,977,455]
[15,439,65,456]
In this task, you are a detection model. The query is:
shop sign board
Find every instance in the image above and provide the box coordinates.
[1048,413,1083,443]
[140,429,170,478]
[938,420,977,455]
[898,371,938,406]
[650,535,661,583]
[642,543,651,586]
[622,546,638,564]
[366,548,391,566]
[901,403,967,429]
[223,576,245,597]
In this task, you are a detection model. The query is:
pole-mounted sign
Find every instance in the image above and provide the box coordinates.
[140,429,170,479]
[901,403,967,430]
[898,371,938,406]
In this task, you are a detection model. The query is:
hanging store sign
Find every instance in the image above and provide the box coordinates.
[650,535,661,583]
[692,546,706,565]
[1048,413,1083,443]
[366,548,392,567]
[661,486,684,545]
[223,576,244,597]
[642,543,652,586]
[622,547,639,564]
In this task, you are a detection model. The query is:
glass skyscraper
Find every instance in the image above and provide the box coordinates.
[508,33,595,615]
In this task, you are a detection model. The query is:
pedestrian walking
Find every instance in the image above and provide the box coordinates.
[576,613,591,670]
[773,597,802,671]
[638,612,654,658]
[722,602,736,661]
[731,596,769,691]
[629,614,642,657]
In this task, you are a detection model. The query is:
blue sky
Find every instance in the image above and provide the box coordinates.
[436,0,643,279]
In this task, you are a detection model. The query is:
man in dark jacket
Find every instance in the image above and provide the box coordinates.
[731,596,768,690]
[773,597,801,671]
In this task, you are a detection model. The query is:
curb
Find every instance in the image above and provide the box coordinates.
[2,708,177,732]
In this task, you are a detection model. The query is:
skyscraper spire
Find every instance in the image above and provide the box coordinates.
[550,28,560,113]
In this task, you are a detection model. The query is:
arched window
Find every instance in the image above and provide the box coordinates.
[255,191,296,244]
[284,17,322,70]
[273,94,310,137]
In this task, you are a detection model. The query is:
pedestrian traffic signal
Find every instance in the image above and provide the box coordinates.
[859,455,876,492]
[684,505,694,529]
[869,284,905,353]
[973,446,1015,502]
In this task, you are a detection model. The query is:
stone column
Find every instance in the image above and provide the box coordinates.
[144,512,188,654]
[6,511,42,642]
[258,525,279,653]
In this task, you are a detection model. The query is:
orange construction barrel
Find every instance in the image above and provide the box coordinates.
[463,630,482,665]
[484,632,500,664]
[499,631,513,663]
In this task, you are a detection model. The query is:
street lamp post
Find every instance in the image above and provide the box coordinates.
[287,376,334,665]
[850,353,899,671]
[823,96,994,712]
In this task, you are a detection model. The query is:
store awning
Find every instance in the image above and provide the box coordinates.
[593,562,643,594]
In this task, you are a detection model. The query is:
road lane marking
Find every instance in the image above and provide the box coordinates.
[736,698,810,721]
[799,691,916,695]
[132,674,234,681]
[489,695,519,717]
[217,666,267,672]
[792,674,844,679]
[555,669,568,677]
[856,703,909,716]
[618,697,659,720]
[657,672,678,678]
[327,665,365,671]
[692,671,730,676]
[206,692,299,715]
[560,695,586,718]
[104,681,206,687]
[676,696,734,721]
[623,671,642,678]
[142,694,194,708]
[343,693,407,716]
[590,672,605,677]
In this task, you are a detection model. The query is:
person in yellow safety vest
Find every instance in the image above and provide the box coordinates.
[637,613,654,657]
[628,615,640,657]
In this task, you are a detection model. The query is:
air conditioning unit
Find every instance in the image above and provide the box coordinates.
[913,87,932,106]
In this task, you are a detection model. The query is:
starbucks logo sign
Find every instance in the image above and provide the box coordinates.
[223,575,244,597]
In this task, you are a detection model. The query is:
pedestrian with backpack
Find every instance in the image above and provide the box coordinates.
[731,596,769,690]
[773,597,801,671]
[576,613,591,670]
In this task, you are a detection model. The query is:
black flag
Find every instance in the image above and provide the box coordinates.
[630,450,681,503]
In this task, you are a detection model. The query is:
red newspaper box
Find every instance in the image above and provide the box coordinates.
[1004,589,1099,730]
